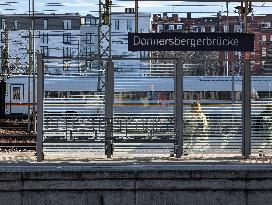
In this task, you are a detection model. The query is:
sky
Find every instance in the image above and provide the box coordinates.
[0,0,271,17]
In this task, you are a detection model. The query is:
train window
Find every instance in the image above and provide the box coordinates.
[58,91,67,98]
[12,87,21,100]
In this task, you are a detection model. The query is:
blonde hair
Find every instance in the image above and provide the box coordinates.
[191,101,202,113]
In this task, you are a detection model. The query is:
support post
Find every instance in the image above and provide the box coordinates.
[175,59,183,158]
[242,59,251,158]
[105,59,114,158]
[36,53,44,162]
[242,1,251,158]
[135,0,138,33]
[32,0,36,132]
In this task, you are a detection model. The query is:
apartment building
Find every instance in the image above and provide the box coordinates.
[151,13,220,76]
[151,13,272,76]
[0,9,150,75]
[111,8,150,73]
[0,13,83,74]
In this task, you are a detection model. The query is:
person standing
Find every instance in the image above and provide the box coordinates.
[183,101,208,154]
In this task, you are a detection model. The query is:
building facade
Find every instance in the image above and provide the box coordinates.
[151,12,272,76]
[0,13,84,74]
[0,10,151,75]
[110,8,150,73]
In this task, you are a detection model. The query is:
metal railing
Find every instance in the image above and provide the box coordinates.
[36,55,257,160]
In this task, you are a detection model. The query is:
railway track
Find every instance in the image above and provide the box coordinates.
[0,119,36,151]
[0,134,36,151]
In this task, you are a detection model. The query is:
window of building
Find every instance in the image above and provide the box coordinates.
[86,60,93,70]
[80,18,85,26]
[42,33,49,44]
[177,25,183,30]
[14,19,18,30]
[63,60,71,70]
[86,33,94,44]
[158,25,163,32]
[91,18,97,25]
[210,26,215,32]
[1,32,5,43]
[234,25,242,33]
[261,22,271,28]
[127,19,133,31]
[169,25,174,31]
[41,46,49,56]
[262,35,266,42]
[1,19,5,29]
[223,25,228,32]
[63,33,71,44]
[86,47,92,56]
[86,18,91,25]
[63,47,72,57]
[114,20,120,30]
[44,19,48,30]
[63,20,72,30]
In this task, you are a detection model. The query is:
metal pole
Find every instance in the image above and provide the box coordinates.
[36,53,44,162]
[27,0,32,132]
[242,1,251,158]
[32,0,36,132]
[231,60,235,103]
[242,59,251,158]
[105,59,114,158]
[109,3,112,58]
[175,59,183,158]
[97,0,102,92]
[243,1,248,33]
[226,2,229,76]
[27,30,32,133]
[135,0,138,33]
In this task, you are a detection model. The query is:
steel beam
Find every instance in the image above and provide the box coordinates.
[36,53,44,162]
[175,59,183,158]
[105,59,114,158]
[122,0,270,2]
[98,0,112,92]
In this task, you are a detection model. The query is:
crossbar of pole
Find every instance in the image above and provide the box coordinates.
[105,59,114,158]
[36,53,44,162]
[42,56,260,61]
[123,0,270,2]
[175,59,183,158]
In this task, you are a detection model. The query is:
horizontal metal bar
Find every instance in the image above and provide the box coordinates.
[42,56,272,62]
[118,0,271,2]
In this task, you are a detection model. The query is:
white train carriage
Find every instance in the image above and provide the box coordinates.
[4,75,272,115]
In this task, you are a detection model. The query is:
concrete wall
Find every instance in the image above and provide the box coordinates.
[1,165,272,205]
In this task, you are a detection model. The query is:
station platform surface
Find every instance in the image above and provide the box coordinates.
[1,151,272,167]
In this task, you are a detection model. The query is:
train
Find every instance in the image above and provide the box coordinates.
[1,75,272,116]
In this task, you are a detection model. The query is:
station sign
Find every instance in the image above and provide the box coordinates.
[128,33,254,51]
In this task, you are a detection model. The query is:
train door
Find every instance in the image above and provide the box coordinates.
[9,84,24,115]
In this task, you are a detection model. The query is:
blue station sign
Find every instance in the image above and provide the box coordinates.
[128,33,255,51]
